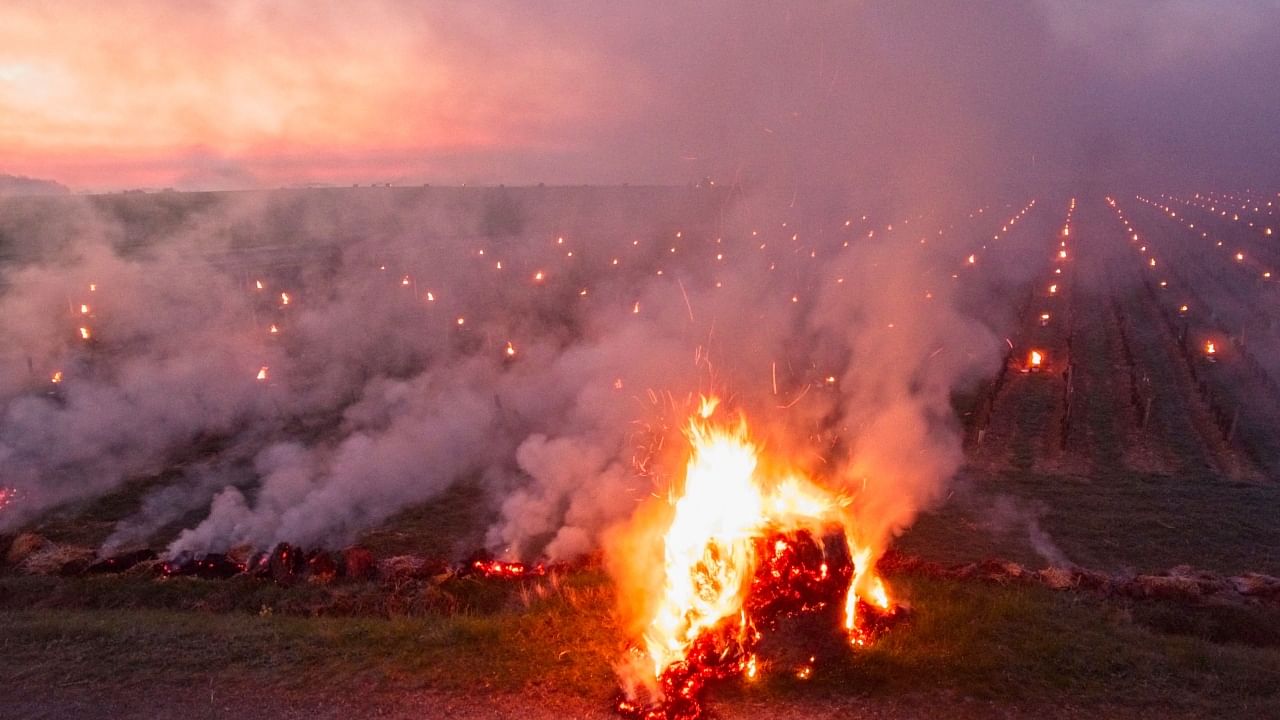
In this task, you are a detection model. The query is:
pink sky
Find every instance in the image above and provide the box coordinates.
[3,1,1277,192]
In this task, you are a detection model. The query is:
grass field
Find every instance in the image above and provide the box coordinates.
[3,571,1278,718]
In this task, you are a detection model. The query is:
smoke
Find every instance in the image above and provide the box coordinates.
[0,180,1016,565]
[9,1,1269,566]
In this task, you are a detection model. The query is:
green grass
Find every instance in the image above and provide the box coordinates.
[900,468,1280,575]
[3,575,1278,715]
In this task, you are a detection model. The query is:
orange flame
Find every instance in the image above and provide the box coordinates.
[628,398,890,688]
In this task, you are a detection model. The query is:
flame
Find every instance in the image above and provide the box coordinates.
[280,292,291,305]
[505,341,517,357]
[79,326,91,340]
[255,279,264,290]
[268,324,280,334]
[1029,350,1043,368]
[80,303,90,314]
[628,398,891,693]
[256,366,269,381]
[51,370,63,383]
[1205,341,1216,355]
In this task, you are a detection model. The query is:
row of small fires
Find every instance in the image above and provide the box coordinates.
[6,536,1278,611]
[28,543,561,585]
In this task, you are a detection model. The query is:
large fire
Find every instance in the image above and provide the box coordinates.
[615,397,898,719]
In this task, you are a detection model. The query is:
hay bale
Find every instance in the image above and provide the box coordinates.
[1128,574,1202,601]
[1038,566,1075,590]
[342,546,376,581]
[1229,573,1280,600]
[5,532,46,566]
[307,551,339,584]
[19,543,96,575]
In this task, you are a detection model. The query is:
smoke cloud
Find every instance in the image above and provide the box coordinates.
[2,2,1275,567]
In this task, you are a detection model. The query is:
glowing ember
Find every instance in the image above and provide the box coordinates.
[471,559,547,579]
[0,486,16,512]
[616,398,898,719]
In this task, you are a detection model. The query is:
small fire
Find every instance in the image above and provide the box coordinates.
[255,279,264,290]
[79,326,91,340]
[1205,341,1216,356]
[1029,350,1044,369]
[505,341,517,358]
[1048,284,1058,295]
[80,303,90,315]
[269,324,280,335]
[256,366,269,381]
[280,292,291,306]
[51,370,63,384]
[472,559,547,579]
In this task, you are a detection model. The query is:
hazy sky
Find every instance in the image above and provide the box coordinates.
[1,0,1277,191]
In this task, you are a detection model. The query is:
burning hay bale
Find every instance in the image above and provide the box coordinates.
[85,548,158,574]
[306,550,339,584]
[267,543,307,583]
[342,546,377,580]
[617,530,906,720]
[162,552,246,579]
